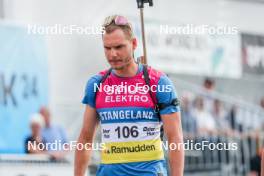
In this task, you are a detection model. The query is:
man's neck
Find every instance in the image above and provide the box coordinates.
[114,60,138,77]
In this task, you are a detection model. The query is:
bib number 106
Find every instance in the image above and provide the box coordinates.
[115,126,139,138]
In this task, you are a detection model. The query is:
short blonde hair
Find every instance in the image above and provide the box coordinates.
[102,15,134,40]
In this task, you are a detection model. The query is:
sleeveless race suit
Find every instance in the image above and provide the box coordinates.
[82,63,180,176]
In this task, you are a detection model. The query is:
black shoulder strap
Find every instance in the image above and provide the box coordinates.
[95,68,112,94]
[142,64,153,100]
[142,64,180,113]
[142,64,159,113]
[143,64,163,140]
[101,68,112,84]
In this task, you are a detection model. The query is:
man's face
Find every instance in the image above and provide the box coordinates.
[103,29,137,70]
[31,123,41,136]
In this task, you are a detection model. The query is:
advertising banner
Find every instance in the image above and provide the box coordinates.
[0,24,49,153]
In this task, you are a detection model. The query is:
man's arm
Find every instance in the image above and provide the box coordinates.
[74,105,99,176]
[161,112,184,176]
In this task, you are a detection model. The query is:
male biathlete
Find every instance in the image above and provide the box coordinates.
[74,15,184,176]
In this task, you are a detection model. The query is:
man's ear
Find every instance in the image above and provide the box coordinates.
[132,38,137,50]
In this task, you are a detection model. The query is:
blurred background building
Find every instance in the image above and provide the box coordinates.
[0,0,264,175]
